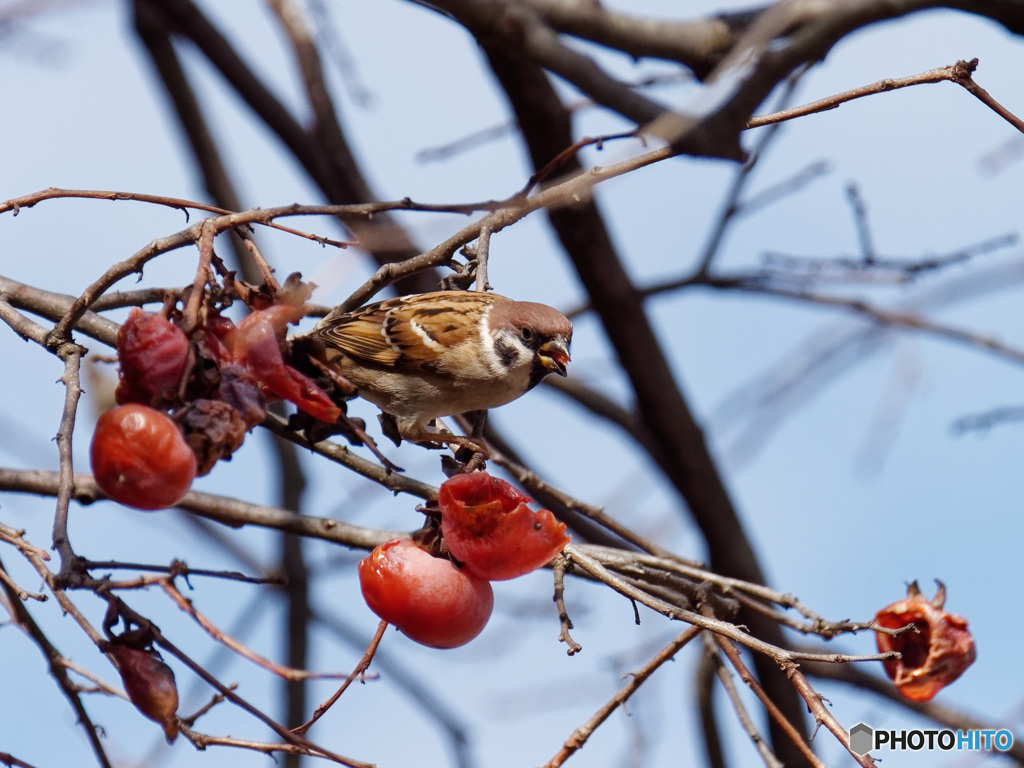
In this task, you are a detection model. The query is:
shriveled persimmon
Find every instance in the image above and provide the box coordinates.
[107,644,179,742]
[114,309,190,407]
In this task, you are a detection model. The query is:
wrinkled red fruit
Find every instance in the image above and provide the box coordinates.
[437,472,570,581]
[214,305,340,424]
[216,363,267,429]
[180,398,248,476]
[108,644,179,742]
[115,309,190,406]
[90,404,197,510]
[359,538,493,649]
[874,581,976,702]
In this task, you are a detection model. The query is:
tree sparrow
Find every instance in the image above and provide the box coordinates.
[306,291,572,448]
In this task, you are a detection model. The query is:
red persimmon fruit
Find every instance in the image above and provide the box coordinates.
[90,404,197,510]
[437,472,570,581]
[358,538,493,649]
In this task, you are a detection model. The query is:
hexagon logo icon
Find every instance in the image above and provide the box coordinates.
[849,723,873,756]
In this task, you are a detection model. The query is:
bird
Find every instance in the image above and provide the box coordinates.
[306,290,572,450]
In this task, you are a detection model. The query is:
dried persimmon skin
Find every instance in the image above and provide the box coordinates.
[874,582,976,702]
[216,304,341,424]
[107,644,179,742]
[180,398,248,476]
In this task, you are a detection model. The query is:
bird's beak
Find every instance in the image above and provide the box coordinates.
[538,339,570,377]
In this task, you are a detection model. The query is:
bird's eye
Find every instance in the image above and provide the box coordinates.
[520,327,533,342]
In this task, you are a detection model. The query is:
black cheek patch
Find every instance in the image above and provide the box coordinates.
[493,336,519,369]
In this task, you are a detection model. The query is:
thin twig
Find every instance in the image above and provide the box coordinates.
[0,298,50,344]
[180,684,238,726]
[552,554,582,655]
[567,545,886,664]
[745,59,986,131]
[949,58,1024,134]
[51,343,85,582]
[0,522,51,562]
[83,559,283,585]
[0,753,41,768]
[0,187,349,247]
[0,466,404,551]
[703,637,783,768]
[293,619,388,736]
[178,723,345,761]
[711,631,829,768]
[722,279,1024,367]
[0,556,113,768]
[59,657,126,699]
[181,219,217,334]
[159,578,351,682]
[260,413,437,500]
[951,404,1024,435]
[107,594,372,768]
[0,563,47,602]
[696,648,727,768]
[542,625,701,768]
[845,181,876,263]
[0,275,120,347]
[7,526,105,646]
[640,270,1024,370]
[332,143,676,313]
[473,224,491,292]
[694,64,809,275]
[785,661,878,767]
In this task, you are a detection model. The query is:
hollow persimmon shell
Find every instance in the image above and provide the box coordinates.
[358,538,493,649]
[90,404,197,511]
[438,472,570,581]
[875,597,976,702]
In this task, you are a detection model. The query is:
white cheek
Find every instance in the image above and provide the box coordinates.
[488,330,531,376]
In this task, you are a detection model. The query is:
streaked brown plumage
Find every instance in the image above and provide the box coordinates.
[308,291,571,448]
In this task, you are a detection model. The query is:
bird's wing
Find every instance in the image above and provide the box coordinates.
[314,291,501,369]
